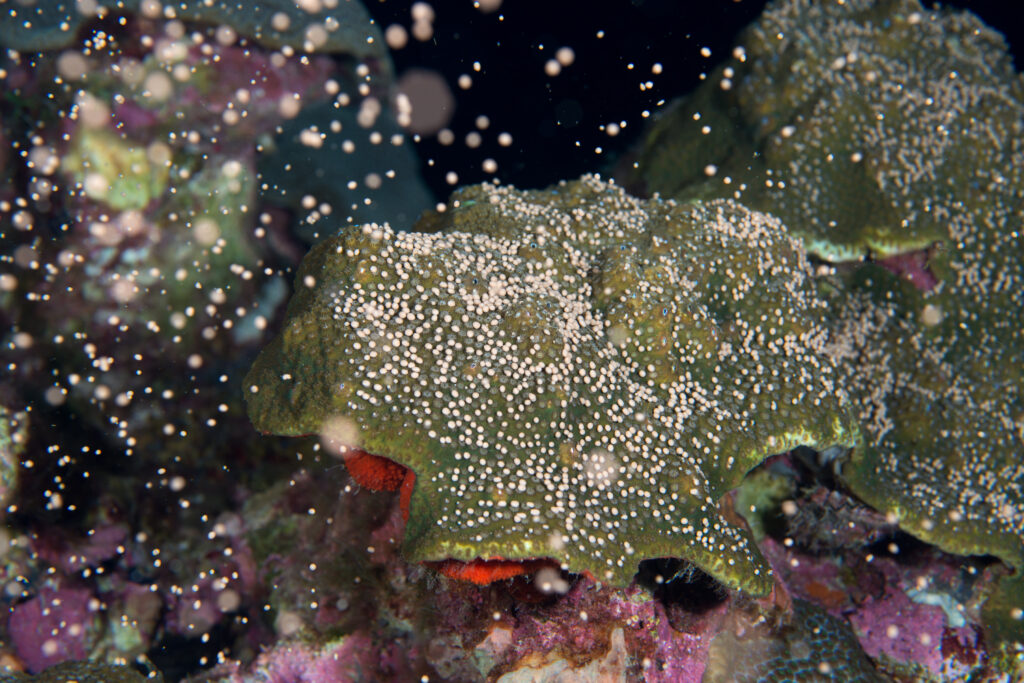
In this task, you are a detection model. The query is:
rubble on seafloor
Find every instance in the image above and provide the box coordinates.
[1,0,1022,681]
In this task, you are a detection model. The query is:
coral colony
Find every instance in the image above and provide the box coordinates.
[0,0,1022,680]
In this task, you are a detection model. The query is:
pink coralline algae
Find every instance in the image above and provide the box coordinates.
[8,587,98,673]
[225,634,382,683]
[760,531,988,680]
[33,524,127,576]
[875,249,939,293]
[847,583,956,674]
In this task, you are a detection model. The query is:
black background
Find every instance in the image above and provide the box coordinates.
[363,0,1024,200]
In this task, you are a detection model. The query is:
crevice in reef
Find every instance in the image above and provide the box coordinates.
[637,558,729,613]
[739,446,898,557]
[870,244,941,293]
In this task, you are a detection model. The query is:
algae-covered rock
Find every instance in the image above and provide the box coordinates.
[245,175,859,593]
[0,661,155,682]
[627,0,1024,263]
[704,600,885,682]
[0,406,26,513]
[62,128,170,212]
[0,0,387,61]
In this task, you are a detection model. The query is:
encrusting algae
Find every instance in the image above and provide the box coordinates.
[245,174,861,594]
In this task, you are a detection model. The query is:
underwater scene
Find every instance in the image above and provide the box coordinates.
[1,0,1023,680]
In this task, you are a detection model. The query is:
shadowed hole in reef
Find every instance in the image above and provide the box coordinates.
[636,558,728,613]
[863,529,938,562]
[148,621,235,681]
[735,446,887,555]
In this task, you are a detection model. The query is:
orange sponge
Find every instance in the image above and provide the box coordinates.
[426,557,560,585]
[342,450,407,492]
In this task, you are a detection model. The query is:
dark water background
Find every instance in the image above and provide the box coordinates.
[366,0,1024,202]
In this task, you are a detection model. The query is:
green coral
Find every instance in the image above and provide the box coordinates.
[624,0,1024,652]
[628,0,1024,263]
[826,262,1024,566]
[802,4,1024,653]
[63,128,169,212]
[245,175,859,593]
[825,215,1024,651]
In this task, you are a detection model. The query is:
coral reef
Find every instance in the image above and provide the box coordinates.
[245,175,859,592]
[627,0,1024,660]
[1,0,1022,679]
[0,660,153,682]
